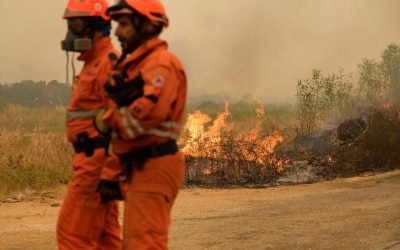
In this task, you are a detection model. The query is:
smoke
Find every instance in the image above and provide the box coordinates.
[0,0,66,85]
[0,0,400,101]
[163,0,400,101]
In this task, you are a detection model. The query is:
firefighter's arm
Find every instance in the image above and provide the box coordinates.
[97,154,124,203]
[101,64,178,139]
[100,153,122,181]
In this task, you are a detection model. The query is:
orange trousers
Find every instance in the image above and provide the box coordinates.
[57,149,122,250]
[122,152,185,250]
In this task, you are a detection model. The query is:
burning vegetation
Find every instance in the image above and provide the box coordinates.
[180,44,400,187]
[289,44,400,181]
[179,102,287,186]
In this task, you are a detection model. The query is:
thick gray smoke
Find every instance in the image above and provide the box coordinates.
[1,0,400,101]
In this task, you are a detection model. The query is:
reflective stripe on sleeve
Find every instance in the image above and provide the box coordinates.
[66,109,102,120]
[120,107,136,139]
[120,107,145,134]
[160,121,182,130]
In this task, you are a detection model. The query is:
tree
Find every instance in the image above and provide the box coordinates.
[296,69,353,135]
[357,43,400,104]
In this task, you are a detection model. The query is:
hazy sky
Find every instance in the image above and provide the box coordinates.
[0,0,399,101]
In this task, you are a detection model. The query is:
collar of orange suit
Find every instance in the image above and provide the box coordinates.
[120,38,168,68]
[78,36,113,62]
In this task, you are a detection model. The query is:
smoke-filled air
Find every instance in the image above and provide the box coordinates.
[1,0,400,101]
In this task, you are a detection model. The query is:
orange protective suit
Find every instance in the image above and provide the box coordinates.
[57,37,122,250]
[102,38,187,249]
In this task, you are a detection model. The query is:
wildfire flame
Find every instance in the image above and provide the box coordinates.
[181,102,285,173]
[256,105,265,118]
[183,111,211,141]
[381,101,392,110]
[182,103,232,156]
[202,166,212,175]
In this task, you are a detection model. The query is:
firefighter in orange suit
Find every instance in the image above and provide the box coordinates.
[94,0,187,248]
[57,0,122,249]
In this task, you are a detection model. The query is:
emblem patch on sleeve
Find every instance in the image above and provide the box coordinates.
[151,75,166,87]
[94,3,102,11]
[133,105,142,113]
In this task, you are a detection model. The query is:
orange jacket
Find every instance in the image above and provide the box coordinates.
[66,36,119,143]
[66,36,121,181]
[102,38,187,155]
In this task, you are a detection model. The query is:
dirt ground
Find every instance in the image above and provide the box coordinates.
[0,170,399,250]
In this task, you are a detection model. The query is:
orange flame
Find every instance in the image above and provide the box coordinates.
[380,101,392,110]
[202,166,212,175]
[181,102,285,172]
[256,105,265,118]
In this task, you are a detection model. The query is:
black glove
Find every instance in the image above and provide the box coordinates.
[97,180,124,203]
[104,72,145,107]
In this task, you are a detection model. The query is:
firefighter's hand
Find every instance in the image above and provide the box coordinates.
[94,110,109,134]
[104,74,145,107]
[96,179,124,203]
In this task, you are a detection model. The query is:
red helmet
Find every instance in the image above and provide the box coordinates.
[63,0,110,21]
[107,0,169,27]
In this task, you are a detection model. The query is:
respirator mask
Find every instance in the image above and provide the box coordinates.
[61,17,111,84]
[61,18,92,52]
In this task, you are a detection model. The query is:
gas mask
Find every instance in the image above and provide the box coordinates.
[61,18,92,52]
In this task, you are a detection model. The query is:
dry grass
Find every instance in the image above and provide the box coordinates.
[0,104,295,197]
[0,106,71,199]
[0,105,66,132]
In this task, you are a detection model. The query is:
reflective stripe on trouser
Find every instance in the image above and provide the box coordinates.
[57,149,122,250]
[122,152,185,249]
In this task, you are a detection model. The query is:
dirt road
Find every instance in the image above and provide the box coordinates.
[1,170,399,250]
